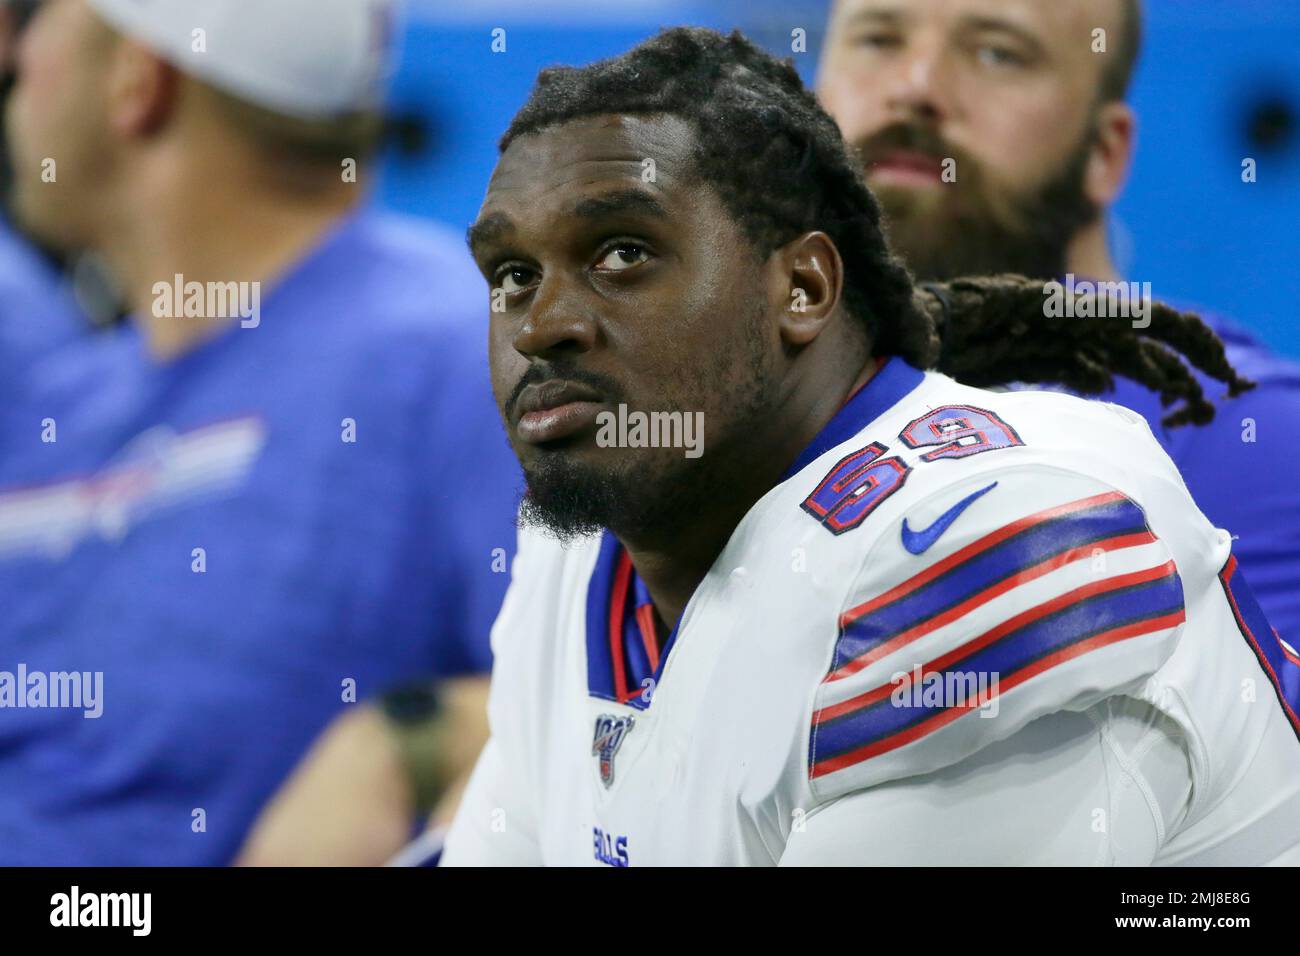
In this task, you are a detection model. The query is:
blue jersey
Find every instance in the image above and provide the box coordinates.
[0,216,85,402]
[0,210,521,864]
[1101,311,1300,643]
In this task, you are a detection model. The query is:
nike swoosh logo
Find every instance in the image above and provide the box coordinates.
[901,482,998,555]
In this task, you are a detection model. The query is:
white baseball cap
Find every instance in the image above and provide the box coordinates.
[84,0,397,119]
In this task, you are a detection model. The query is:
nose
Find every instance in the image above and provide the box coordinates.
[881,35,952,125]
[511,273,599,361]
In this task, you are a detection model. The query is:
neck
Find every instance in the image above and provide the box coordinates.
[621,351,879,633]
[1064,216,1121,282]
[99,148,360,361]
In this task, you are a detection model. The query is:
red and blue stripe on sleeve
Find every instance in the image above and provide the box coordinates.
[809,491,1185,782]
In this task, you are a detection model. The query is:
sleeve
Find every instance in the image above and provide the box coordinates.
[440,737,541,866]
[808,463,1188,803]
[784,696,1193,865]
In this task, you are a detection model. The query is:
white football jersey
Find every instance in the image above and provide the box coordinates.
[444,360,1300,866]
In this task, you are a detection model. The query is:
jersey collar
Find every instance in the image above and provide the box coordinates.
[584,356,925,710]
[781,356,926,483]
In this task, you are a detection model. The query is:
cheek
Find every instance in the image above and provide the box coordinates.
[956,91,1085,185]
[487,321,520,409]
[652,274,766,409]
[10,43,83,161]
[488,317,533,418]
[7,81,52,164]
[818,68,889,144]
[17,8,74,90]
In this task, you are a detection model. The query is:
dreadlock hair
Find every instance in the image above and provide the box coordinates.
[502,27,1252,428]
[913,277,1252,427]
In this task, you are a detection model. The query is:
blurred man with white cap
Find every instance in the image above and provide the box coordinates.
[0,0,520,864]
[8,0,389,353]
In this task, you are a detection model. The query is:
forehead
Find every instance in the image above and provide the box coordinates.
[480,113,698,219]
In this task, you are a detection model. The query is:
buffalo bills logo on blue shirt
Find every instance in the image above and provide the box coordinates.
[0,417,267,562]
[592,714,634,788]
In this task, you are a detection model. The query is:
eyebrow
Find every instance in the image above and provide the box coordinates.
[466,212,512,257]
[840,4,905,30]
[839,4,1045,55]
[571,189,670,223]
[467,188,670,257]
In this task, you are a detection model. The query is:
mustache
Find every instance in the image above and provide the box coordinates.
[504,361,624,421]
[851,122,980,178]
[848,118,1099,282]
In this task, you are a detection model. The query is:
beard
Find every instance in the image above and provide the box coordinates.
[513,300,779,543]
[517,441,703,543]
[852,120,1101,282]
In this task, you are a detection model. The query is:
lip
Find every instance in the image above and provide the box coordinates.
[514,380,605,446]
[868,150,945,188]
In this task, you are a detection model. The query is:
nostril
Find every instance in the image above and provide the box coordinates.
[513,292,600,360]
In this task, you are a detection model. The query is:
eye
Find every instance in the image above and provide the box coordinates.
[594,243,651,273]
[975,43,1026,68]
[854,31,902,51]
[493,264,537,295]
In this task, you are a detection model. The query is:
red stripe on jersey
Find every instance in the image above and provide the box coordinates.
[636,604,660,673]
[1220,555,1300,736]
[839,491,1127,630]
[810,608,1187,779]
[815,560,1179,724]
[609,551,633,703]
[825,530,1156,683]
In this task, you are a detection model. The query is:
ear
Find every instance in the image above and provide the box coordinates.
[104,39,180,139]
[1084,100,1136,207]
[770,231,844,348]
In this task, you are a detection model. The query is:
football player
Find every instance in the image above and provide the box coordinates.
[442,28,1299,865]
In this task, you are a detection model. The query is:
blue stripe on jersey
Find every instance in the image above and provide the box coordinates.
[1220,557,1300,739]
[781,357,926,482]
[585,533,624,703]
[836,496,1149,665]
[813,569,1185,764]
[623,574,656,682]
[584,532,680,710]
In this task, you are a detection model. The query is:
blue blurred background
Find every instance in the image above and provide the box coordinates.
[377,0,1300,357]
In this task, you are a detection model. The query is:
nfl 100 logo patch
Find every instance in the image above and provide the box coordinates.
[592,714,635,788]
